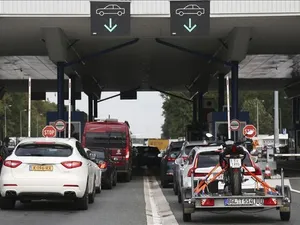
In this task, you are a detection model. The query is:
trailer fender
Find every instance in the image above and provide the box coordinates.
[183,201,195,214]
[276,185,292,211]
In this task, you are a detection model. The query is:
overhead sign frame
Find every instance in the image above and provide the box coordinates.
[170,0,210,36]
[90,1,131,36]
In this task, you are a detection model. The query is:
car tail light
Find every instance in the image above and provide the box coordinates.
[61,161,82,169]
[98,162,107,169]
[167,157,175,161]
[187,155,199,177]
[4,160,22,168]
[264,198,277,205]
[125,147,130,160]
[201,198,214,206]
[182,156,189,161]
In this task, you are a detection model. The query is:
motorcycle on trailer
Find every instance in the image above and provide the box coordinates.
[222,142,246,195]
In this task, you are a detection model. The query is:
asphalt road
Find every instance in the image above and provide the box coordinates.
[1,166,300,225]
[162,186,300,225]
[0,172,147,225]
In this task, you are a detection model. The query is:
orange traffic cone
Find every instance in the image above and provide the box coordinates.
[264,164,271,179]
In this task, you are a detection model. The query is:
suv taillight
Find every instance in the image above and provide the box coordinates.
[4,160,22,168]
[61,161,82,169]
[167,157,175,161]
[98,161,107,169]
[125,147,130,160]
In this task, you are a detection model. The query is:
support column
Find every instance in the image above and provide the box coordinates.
[88,94,93,122]
[192,96,198,124]
[231,61,239,120]
[197,92,203,126]
[71,75,76,111]
[93,96,98,119]
[57,62,65,120]
[218,74,225,112]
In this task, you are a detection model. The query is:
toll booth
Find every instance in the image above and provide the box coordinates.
[186,123,205,141]
[207,112,250,141]
[46,111,87,142]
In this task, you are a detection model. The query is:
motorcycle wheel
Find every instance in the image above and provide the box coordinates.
[231,169,242,195]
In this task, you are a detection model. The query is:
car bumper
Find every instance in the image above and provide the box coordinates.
[0,176,87,199]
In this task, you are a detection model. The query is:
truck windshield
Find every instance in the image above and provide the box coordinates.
[85,132,126,148]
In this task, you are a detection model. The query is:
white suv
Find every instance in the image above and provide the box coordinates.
[0,138,97,210]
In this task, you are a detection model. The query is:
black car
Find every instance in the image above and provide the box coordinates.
[160,141,184,188]
[90,148,118,189]
[133,146,161,168]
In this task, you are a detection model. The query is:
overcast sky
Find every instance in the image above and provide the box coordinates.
[46,91,164,138]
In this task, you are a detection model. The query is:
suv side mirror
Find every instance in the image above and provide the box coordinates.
[158,153,163,157]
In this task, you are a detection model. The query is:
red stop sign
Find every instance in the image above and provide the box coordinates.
[243,125,257,138]
[42,125,57,138]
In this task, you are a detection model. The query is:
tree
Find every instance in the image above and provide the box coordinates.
[241,98,273,134]
[0,92,57,138]
[161,90,292,137]
[161,92,192,139]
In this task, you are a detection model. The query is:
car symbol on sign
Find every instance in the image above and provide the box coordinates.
[175,4,205,16]
[96,4,125,16]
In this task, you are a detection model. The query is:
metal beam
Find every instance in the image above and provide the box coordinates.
[155,38,232,67]
[64,38,139,67]
[150,86,192,103]
[98,93,120,103]
[97,87,140,103]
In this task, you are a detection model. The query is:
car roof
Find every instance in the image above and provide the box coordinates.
[185,141,210,146]
[192,145,222,154]
[17,137,77,146]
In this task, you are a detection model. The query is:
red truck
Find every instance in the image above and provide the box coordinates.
[82,118,133,182]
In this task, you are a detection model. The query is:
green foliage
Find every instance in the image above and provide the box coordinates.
[0,92,57,138]
[161,92,192,138]
[161,90,292,138]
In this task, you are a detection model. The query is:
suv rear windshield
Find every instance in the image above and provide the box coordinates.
[85,132,126,148]
[15,144,73,157]
[196,151,252,168]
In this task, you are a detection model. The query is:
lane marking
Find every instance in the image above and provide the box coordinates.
[143,176,179,225]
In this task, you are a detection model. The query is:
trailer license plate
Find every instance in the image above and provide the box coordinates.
[224,198,263,206]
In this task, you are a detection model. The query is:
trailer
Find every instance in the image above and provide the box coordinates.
[182,165,292,222]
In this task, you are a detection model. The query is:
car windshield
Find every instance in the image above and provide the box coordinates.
[85,132,126,148]
[15,144,72,157]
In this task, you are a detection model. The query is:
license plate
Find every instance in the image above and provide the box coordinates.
[229,158,242,168]
[224,198,263,206]
[30,165,53,171]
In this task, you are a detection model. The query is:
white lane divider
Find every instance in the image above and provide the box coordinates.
[143,176,179,225]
